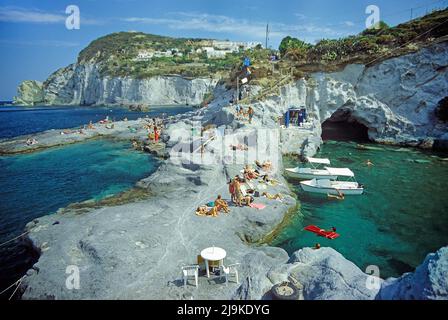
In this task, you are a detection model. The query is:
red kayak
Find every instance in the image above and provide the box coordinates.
[304,225,340,239]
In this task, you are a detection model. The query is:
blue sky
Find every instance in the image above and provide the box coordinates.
[0,0,447,100]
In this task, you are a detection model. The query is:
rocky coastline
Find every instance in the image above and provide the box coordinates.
[4,42,448,299]
[13,65,219,107]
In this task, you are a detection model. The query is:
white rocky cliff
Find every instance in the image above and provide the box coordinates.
[14,63,219,106]
[221,41,448,154]
[14,41,448,153]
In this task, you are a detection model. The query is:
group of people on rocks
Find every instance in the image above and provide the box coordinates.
[196,195,231,217]
[229,175,254,208]
[144,117,163,144]
[234,104,255,124]
[196,159,283,218]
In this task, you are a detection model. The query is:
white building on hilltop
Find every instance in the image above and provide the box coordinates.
[200,41,264,59]
[203,46,232,59]
[212,40,262,52]
[134,50,154,61]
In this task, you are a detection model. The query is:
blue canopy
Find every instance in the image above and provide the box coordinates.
[284,107,307,127]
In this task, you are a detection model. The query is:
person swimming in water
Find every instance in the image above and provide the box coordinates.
[328,189,345,200]
[366,159,374,166]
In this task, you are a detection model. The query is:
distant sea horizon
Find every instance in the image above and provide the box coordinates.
[0,104,194,139]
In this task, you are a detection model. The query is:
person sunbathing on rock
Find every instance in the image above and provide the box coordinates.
[244,165,259,180]
[255,160,273,172]
[261,160,272,171]
[215,195,230,214]
[262,192,283,201]
[195,206,218,217]
[261,174,279,186]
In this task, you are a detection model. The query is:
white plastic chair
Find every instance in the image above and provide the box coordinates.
[220,263,240,285]
[182,265,199,288]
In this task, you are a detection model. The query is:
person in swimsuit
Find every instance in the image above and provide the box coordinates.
[153,126,159,143]
[215,195,230,213]
[228,179,236,203]
[233,177,243,207]
[244,165,259,180]
[196,206,218,217]
[248,107,255,124]
[262,192,283,200]
[328,189,345,200]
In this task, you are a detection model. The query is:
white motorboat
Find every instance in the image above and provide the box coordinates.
[300,167,364,195]
[285,157,338,180]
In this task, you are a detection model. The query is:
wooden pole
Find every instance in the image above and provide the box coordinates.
[265,23,269,49]
[237,76,239,103]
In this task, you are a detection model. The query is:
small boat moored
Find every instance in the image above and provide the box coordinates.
[285,157,338,180]
[300,167,364,195]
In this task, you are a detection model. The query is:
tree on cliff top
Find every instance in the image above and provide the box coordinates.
[361,21,390,35]
[279,36,311,57]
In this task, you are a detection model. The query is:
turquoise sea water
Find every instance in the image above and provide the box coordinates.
[273,141,448,278]
[0,139,159,297]
[0,105,193,139]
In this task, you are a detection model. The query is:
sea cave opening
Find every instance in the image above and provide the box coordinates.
[321,109,370,143]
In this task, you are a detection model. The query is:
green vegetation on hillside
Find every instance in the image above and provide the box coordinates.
[233,9,448,103]
[281,8,448,70]
[77,32,250,79]
[279,36,311,56]
[72,8,448,100]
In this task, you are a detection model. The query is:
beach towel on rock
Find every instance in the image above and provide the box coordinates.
[250,203,266,210]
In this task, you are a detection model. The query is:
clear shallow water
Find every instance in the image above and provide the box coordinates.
[273,141,448,278]
[0,139,159,297]
[0,105,193,139]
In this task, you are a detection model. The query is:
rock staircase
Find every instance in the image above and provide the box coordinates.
[239,73,293,105]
